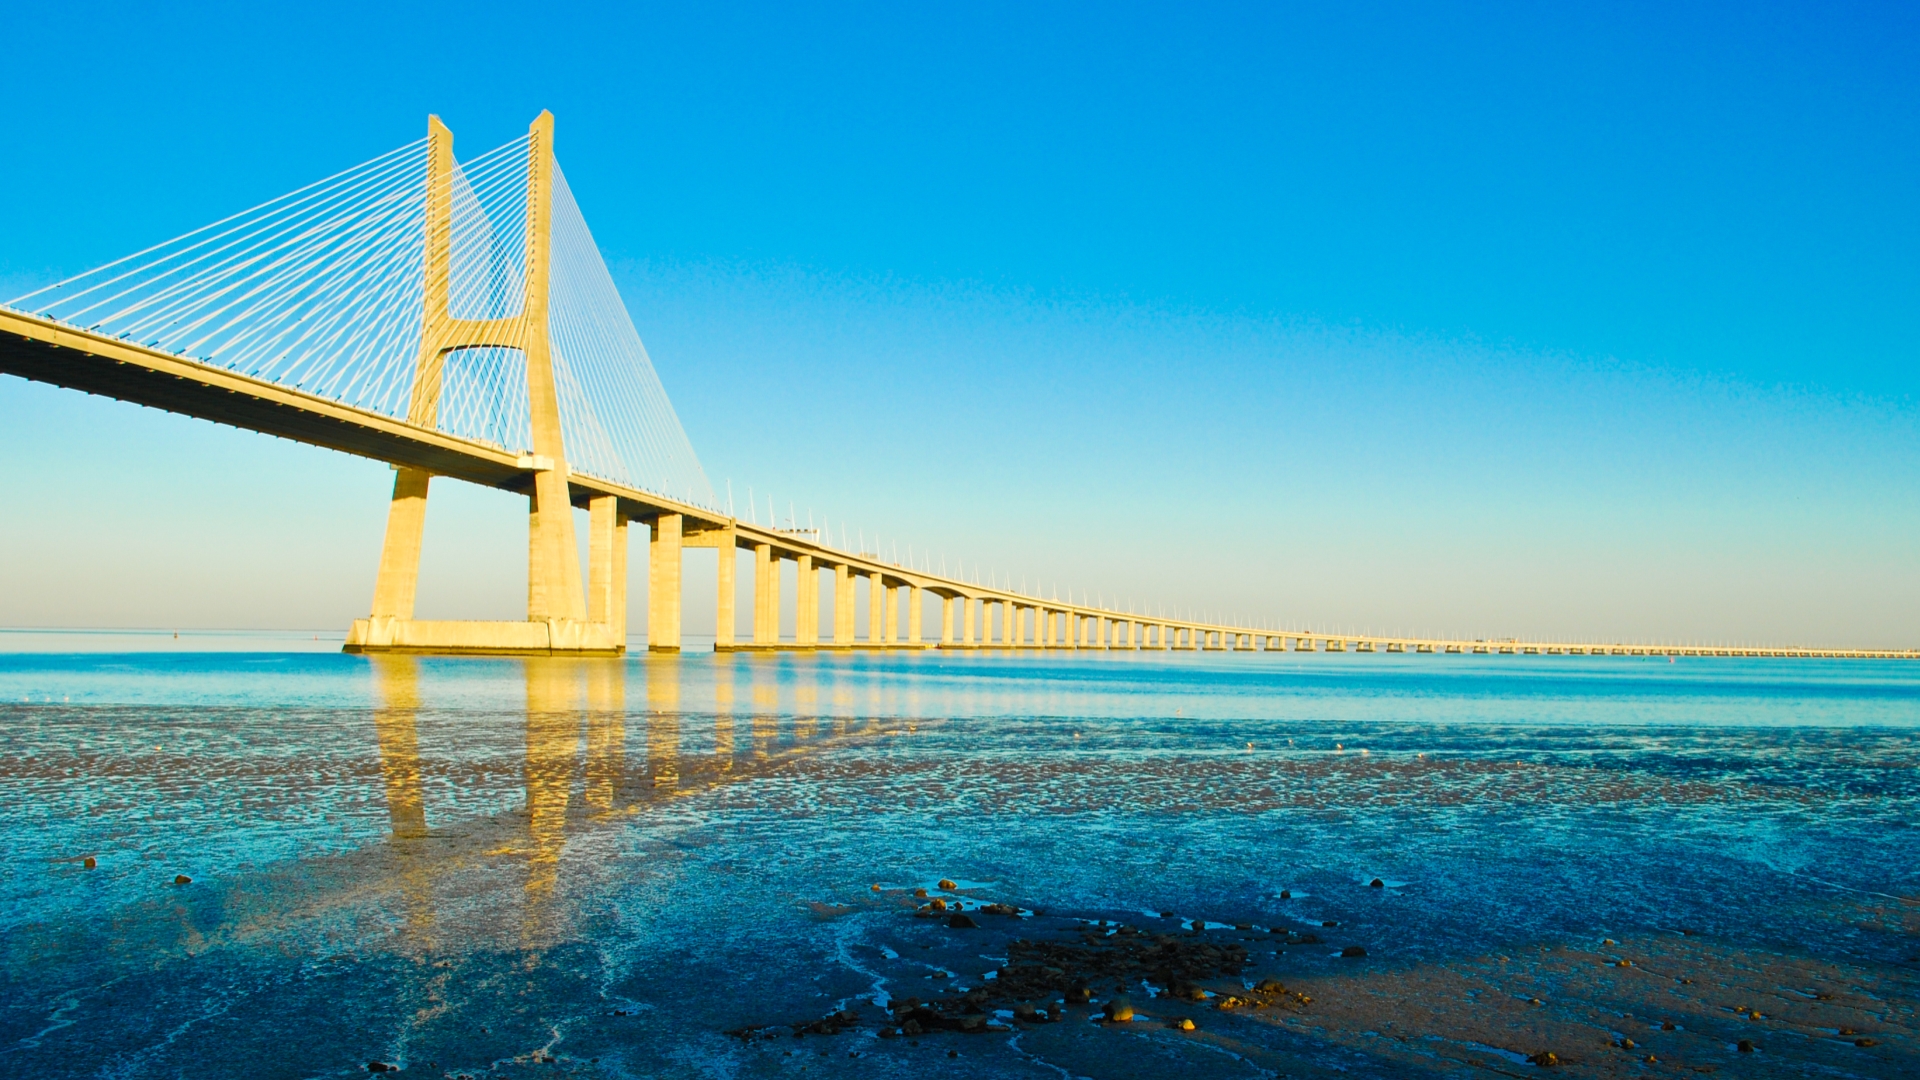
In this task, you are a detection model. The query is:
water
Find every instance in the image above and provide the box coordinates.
[3,644,1917,1077]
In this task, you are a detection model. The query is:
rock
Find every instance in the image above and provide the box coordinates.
[877,1027,897,1038]
[1065,986,1092,1003]
[948,913,979,929]
[367,1063,392,1073]
[1369,878,1384,888]
[938,879,958,890]
[1737,1040,1754,1053]
[1856,1038,1878,1047]
[871,884,881,892]
[1103,995,1134,1022]
[173,874,192,885]
[1526,1050,1559,1066]
[1322,920,1338,928]
[1159,911,1175,918]
[83,857,96,869]
[1340,946,1367,958]
[1661,1021,1674,1031]
[901,1019,923,1036]
[1172,1018,1196,1031]
[914,887,929,898]
[1279,890,1292,899]
[1617,1038,1635,1049]
[1256,978,1285,993]
[1013,1002,1038,1022]
[981,903,1021,916]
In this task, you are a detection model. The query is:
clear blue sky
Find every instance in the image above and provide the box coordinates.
[2,1,1917,645]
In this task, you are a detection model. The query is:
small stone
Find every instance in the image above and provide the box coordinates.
[1013,1003,1038,1022]
[1369,878,1384,888]
[173,874,192,885]
[1661,1021,1675,1031]
[1526,1050,1559,1067]
[1255,978,1284,993]
[1103,995,1134,1022]
[367,1063,392,1074]
[870,884,881,892]
[1530,998,1544,1006]
[947,1050,958,1058]
[947,913,978,929]
[1737,1040,1754,1053]
[938,879,957,890]
[1617,1038,1635,1049]
[1159,910,1175,918]
[1855,1038,1878,1047]
[1340,946,1367,958]
[914,887,929,898]
[83,857,96,869]
[929,898,948,911]
[1173,1018,1195,1031]
[1279,889,1292,899]
[1322,920,1338,927]
[1065,986,1092,1003]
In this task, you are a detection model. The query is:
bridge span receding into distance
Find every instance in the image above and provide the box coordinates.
[1,113,1908,662]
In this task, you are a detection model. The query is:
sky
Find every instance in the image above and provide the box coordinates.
[2,1,1917,646]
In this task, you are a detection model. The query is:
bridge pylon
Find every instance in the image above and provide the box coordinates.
[345,112,626,656]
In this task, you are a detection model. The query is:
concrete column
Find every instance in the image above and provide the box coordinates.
[647,514,682,652]
[369,468,431,619]
[753,544,776,646]
[940,595,954,645]
[715,536,736,649]
[962,597,975,645]
[1043,609,1055,648]
[796,554,818,646]
[883,582,899,645]
[908,585,924,645]
[833,565,855,646]
[867,572,884,643]
[588,496,628,646]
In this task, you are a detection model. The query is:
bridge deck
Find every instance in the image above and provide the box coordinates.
[4,307,1910,660]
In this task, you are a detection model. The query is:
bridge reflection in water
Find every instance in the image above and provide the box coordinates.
[362,655,864,947]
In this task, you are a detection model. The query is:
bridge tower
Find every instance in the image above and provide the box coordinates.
[344,112,625,656]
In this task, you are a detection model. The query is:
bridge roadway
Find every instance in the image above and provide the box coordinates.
[4,307,1912,661]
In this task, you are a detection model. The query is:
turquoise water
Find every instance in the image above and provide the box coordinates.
[3,645,1917,1077]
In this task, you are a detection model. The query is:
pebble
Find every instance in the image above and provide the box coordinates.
[1172,1018,1195,1031]
[947,913,978,929]
[1526,1051,1559,1067]
[914,888,929,898]
[938,879,957,890]
[870,884,880,892]
[1279,890,1292,899]
[1737,1040,1755,1053]
[1856,1038,1878,1047]
[1369,878,1385,888]
[1340,946,1367,958]
[1103,995,1134,1022]
[367,1063,392,1073]
[173,874,192,885]
[83,857,96,869]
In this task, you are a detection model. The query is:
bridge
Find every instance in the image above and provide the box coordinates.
[1,113,1909,661]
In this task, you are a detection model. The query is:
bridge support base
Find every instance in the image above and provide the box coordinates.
[345,617,624,656]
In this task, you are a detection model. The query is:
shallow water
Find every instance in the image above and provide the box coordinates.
[3,646,1917,1077]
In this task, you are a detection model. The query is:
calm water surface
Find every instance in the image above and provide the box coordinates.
[3,642,1917,1077]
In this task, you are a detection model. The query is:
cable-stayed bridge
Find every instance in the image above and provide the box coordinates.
[0,113,1908,660]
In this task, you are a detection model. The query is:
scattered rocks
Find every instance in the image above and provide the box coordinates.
[1255,978,1285,993]
[1526,1050,1559,1066]
[1102,995,1134,1022]
[979,903,1021,916]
